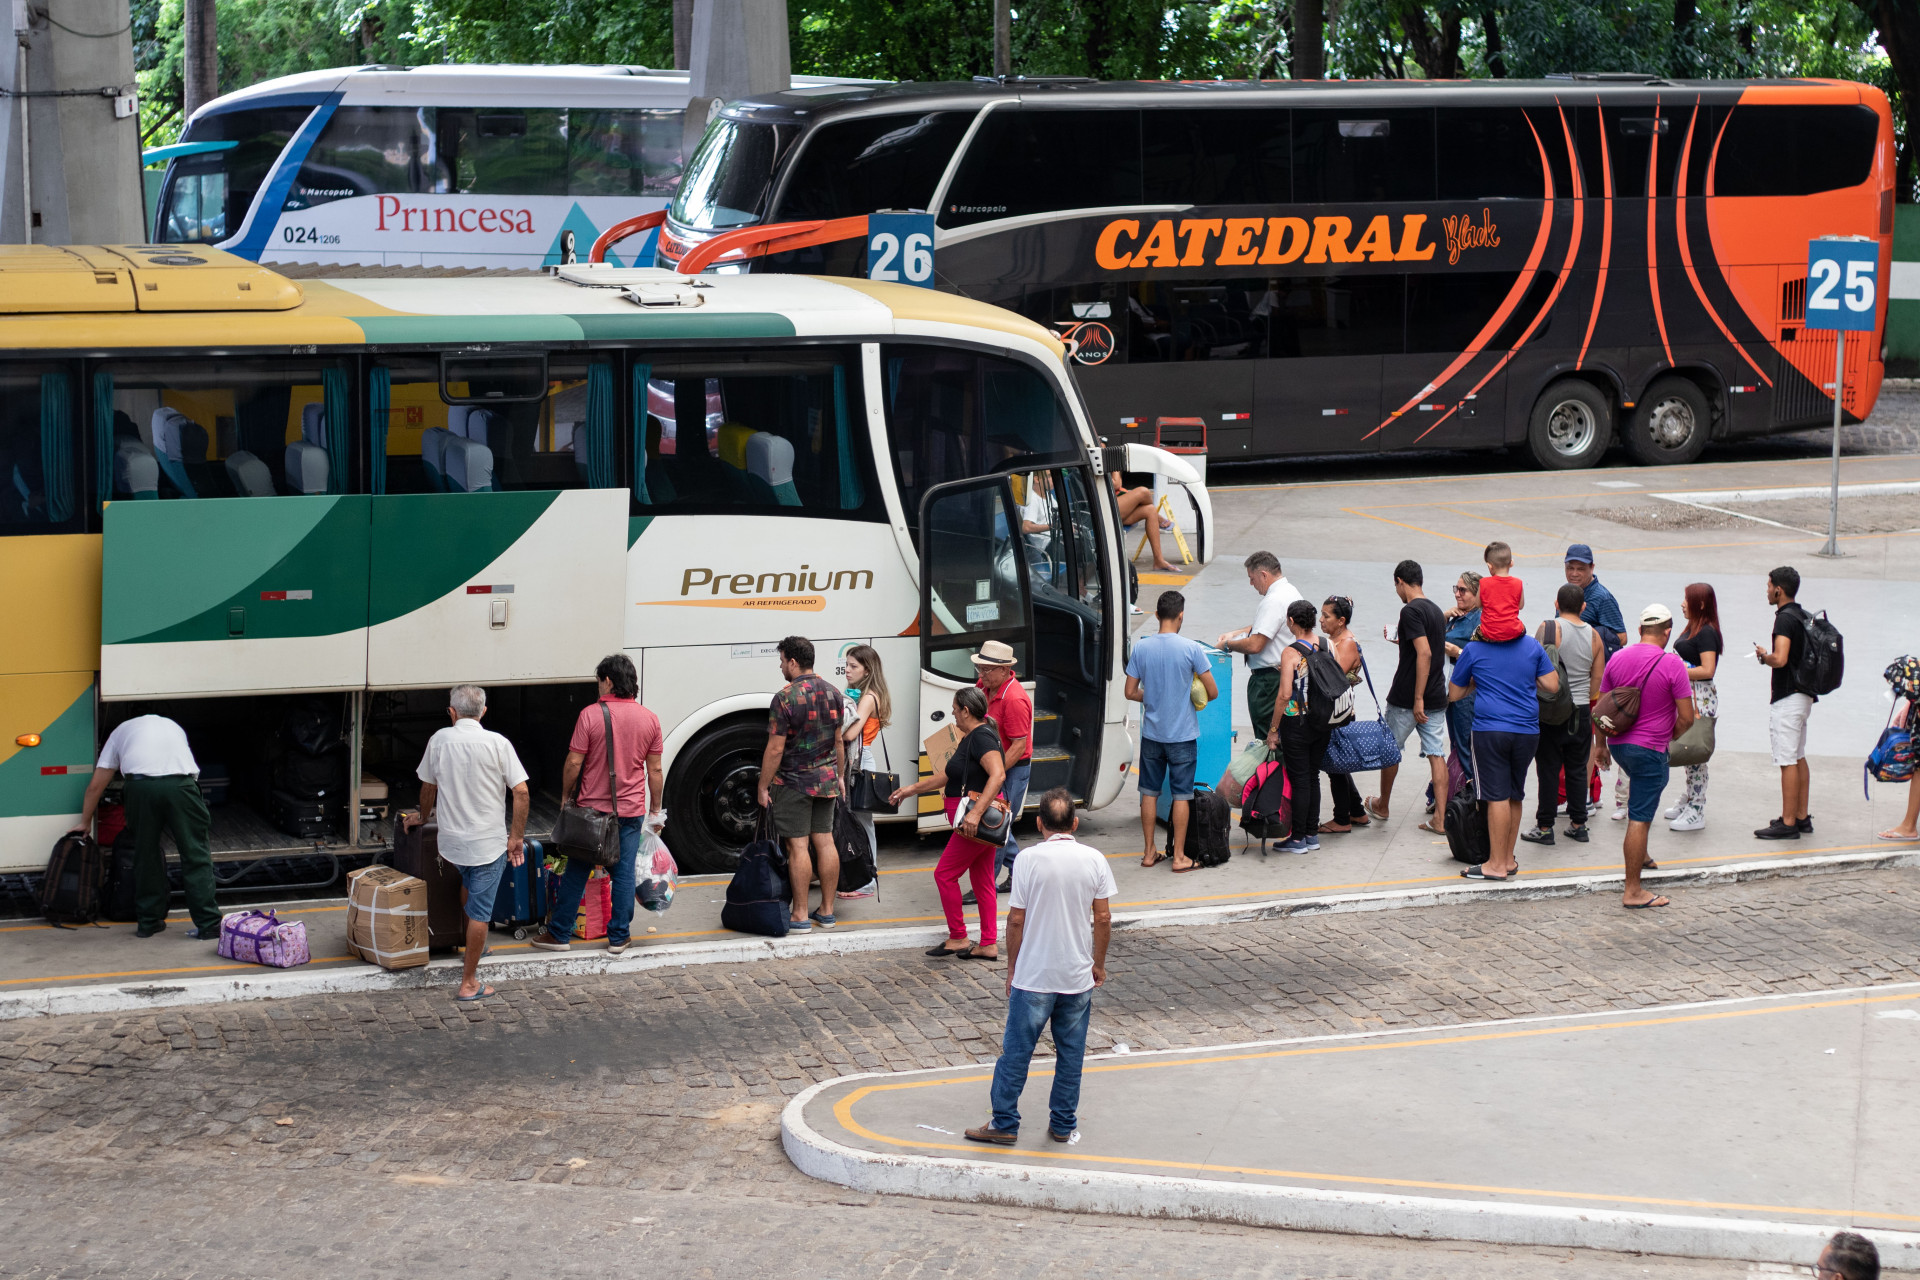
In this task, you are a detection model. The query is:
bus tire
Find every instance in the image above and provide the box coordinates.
[1626,376,1711,466]
[663,715,767,875]
[1526,381,1612,470]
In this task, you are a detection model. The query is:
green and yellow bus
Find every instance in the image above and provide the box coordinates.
[0,244,1212,878]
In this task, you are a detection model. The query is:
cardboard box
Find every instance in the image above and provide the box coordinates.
[344,864,429,970]
[922,722,963,784]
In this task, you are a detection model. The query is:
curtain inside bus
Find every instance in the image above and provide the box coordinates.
[322,367,350,495]
[584,361,615,489]
[832,365,861,510]
[369,366,391,494]
[0,364,80,531]
[630,362,653,503]
[92,371,113,506]
[39,373,73,523]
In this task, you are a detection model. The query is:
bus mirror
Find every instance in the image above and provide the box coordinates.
[1338,120,1390,138]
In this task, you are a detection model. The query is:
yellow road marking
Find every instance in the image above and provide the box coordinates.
[828,989,1920,1223]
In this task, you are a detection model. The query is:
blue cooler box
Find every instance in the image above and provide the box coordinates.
[1157,646,1233,824]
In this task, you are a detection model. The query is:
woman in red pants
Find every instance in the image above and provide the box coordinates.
[889,686,1007,960]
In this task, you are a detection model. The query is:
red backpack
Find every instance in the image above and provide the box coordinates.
[1239,758,1292,842]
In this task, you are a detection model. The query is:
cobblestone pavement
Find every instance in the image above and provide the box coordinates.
[2,869,1916,1278]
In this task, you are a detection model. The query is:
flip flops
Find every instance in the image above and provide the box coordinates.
[454,986,496,1002]
[1623,895,1671,909]
[1363,798,1390,823]
[1460,866,1510,881]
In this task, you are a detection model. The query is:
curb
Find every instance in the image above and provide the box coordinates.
[5,848,1916,1021]
[778,1004,1920,1270]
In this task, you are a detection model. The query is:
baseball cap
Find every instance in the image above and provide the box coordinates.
[1640,603,1673,627]
[1565,543,1595,564]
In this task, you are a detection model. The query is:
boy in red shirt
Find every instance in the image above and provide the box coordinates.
[1475,541,1526,643]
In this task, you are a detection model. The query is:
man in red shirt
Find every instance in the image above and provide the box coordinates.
[530,653,663,956]
[972,640,1032,895]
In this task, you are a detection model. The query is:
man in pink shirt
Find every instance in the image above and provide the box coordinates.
[530,653,664,955]
[1591,604,1695,910]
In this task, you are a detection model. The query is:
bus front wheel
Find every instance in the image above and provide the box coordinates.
[1625,377,1711,466]
[663,716,767,875]
[1526,381,1612,470]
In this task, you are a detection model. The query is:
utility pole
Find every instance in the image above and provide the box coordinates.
[1294,0,1324,79]
[993,0,1010,77]
[673,0,694,70]
[683,0,790,162]
[182,0,215,117]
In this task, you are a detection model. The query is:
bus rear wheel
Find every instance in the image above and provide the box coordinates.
[663,716,766,875]
[1626,377,1711,466]
[1527,381,1612,470]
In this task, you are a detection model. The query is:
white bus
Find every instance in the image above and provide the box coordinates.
[147,64,876,271]
[2,246,1211,875]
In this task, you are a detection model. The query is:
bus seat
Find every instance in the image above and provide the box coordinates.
[149,408,200,499]
[717,422,753,470]
[443,434,494,493]
[285,404,330,495]
[746,432,801,507]
[447,405,471,437]
[224,450,275,498]
[420,427,451,492]
[114,440,159,500]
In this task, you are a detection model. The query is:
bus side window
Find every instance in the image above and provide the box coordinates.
[1711,105,1881,198]
[375,355,598,495]
[439,109,568,196]
[774,111,977,221]
[631,348,884,521]
[1435,108,1545,201]
[1293,109,1435,203]
[1142,108,1291,206]
[94,359,353,501]
[570,109,685,197]
[157,106,314,243]
[1262,276,1406,359]
[1406,272,1526,354]
[938,110,1143,228]
[0,363,85,534]
[290,106,447,210]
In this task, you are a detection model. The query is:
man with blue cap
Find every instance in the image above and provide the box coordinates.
[1564,545,1628,657]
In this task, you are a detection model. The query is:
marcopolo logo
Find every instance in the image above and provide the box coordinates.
[640,564,878,613]
[1095,214,1438,270]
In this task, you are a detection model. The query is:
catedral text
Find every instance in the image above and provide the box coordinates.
[1094,213,1453,270]
[680,566,876,596]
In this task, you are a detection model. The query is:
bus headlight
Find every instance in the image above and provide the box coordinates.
[15,733,41,747]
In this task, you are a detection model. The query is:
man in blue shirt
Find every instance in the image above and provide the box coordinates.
[1449,633,1559,881]
[1565,544,1628,655]
[1126,590,1219,873]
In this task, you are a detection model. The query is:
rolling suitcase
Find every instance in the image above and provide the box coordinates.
[491,838,550,939]
[389,820,468,950]
[103,827,140,923]
[39,832,105,927]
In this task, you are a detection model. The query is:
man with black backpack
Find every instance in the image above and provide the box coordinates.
[1753,566,1837,840]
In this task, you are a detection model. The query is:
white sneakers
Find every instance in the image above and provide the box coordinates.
[1668,808,1705,832]
[1663,802,1684,820]
[1611,804,1628,822]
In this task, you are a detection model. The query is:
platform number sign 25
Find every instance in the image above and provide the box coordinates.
[1804,237,1879,333]
[867,213,936,287]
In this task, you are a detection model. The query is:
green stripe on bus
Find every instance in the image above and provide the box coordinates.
[627,515,652,547]
[353,316,586,344]
[571,313,798,340]
[368,491,560,626]
[0,684,92,818]
[107,498,372,646]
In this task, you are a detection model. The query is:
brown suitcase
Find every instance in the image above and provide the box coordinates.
[389,819,468,951]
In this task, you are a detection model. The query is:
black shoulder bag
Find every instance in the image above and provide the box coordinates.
[846,732,900,814]
[550,703,624,869]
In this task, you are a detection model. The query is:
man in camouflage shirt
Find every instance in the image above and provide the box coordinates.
[758,635,847,931]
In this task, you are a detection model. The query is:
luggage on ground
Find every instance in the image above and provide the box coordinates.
[832,799,878,899]
[39,832,105,927]
[1165,783,1231,867]
[1238,756,1292,843]
[636,827,678,913]
[344,864,429,970]
[1325,656,1400,774]
[721,817,791,937]
[1790,605,1845,696]
[269,788,331,839]
[217,909,310,967]
[103,827,139,923]
[1444,777,1491,865]
[491,837,550,939]
[389,819,468,950]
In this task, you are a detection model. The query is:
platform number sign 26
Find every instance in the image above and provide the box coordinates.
[1804,237,1879,333]
[867,213,936,287]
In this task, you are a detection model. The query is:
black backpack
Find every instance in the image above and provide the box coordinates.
[832,798,878,893]
[1791,605,1845,697]
[39,832,106,927]
[1165,783,1231,868]
[1444,777,1491,865]
[720,819,792,938]
[104,827,140,923]
[1536,623,1575,728]
[1295,641,1355,728]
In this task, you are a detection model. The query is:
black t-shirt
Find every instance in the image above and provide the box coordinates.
[1674,623,1722,669]
[944,724,1001,797]
[1771,605,1807,703]
[1389,596,1450,709]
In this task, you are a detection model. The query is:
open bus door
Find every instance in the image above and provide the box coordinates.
[915,475,1034,834]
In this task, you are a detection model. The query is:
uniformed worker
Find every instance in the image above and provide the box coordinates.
[71,714,221,940]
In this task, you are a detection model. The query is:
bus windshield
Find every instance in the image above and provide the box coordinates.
[156,106,315,244]
[672,118,796,230]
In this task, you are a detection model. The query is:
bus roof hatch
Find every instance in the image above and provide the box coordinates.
[0,244,303,314]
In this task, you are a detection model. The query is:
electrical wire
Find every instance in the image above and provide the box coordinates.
[41,13,133,37]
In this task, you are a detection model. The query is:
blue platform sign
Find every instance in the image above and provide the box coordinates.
[866,213,936,287]
[1805,237,1878,332]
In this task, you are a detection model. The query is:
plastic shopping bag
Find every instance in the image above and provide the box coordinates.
[635,816,677,913]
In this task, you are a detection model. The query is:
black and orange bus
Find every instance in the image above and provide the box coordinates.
[643,76,1894,470]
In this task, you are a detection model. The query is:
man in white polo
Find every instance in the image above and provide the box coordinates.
[965,787,1115,1147]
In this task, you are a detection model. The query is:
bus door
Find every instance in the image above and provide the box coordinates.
[1017,465,1111,803]
[916,475,1035,834]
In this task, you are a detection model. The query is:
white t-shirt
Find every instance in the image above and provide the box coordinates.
[416,717,530,866]
[97,715,198,778]
[1008,833,1118,995]
[1246,576,1303,671]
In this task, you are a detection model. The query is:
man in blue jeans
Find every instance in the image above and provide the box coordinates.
[1126,590,1219,871]
[530,654,665,955]
[966,788,1115,1146]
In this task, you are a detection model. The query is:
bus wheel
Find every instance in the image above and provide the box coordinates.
[1527,381,1611,470]
[1626,377,1711,466]
[663,716,766,875]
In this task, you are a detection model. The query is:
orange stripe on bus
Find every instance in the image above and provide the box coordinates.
[1647,94,1675,369]
[1578,94,1612,370]
[1677,102,1773,388]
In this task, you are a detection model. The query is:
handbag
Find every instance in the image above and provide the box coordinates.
[846,735,900,813]
[1325,656,1403,775]
[953,729,1012,844]
[1667,708,1717,768]
[549,702,623,870]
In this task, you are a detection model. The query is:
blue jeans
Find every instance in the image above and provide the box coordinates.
[990,987,1093,1136]
[994,762,1032,876]
[548,815,644,945]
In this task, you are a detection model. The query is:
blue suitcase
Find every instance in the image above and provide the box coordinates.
[491,838,550,939]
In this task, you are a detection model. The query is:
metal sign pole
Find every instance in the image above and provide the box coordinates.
[1823,329,1844,558]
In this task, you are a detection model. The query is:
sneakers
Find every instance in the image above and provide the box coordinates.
[1303,836,1322,852]
[135,921,167,938]
[1275,837,1313,854]
[1668,809,1705,832]
[1798,815,1814,834]
[526,931,570,952]
[1754,818,1800,840]
[1519,827,1554,846]
[184,924,216,940]
[1565,824,1590,844]
[1611,805,1628,822]
[606,939,630,955]
[965,1124,1017,1146]
[808,910,837,930]
[1663,802,1684,820]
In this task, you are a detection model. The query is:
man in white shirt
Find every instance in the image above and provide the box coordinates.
[71,714,221,940]
[404,684,529,1002]
[965,788,1115,1147]
[1217,550,1302,775]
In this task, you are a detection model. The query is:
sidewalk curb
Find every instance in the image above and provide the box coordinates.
[5,848,1916,1021]
[779,1076,1920,1269]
